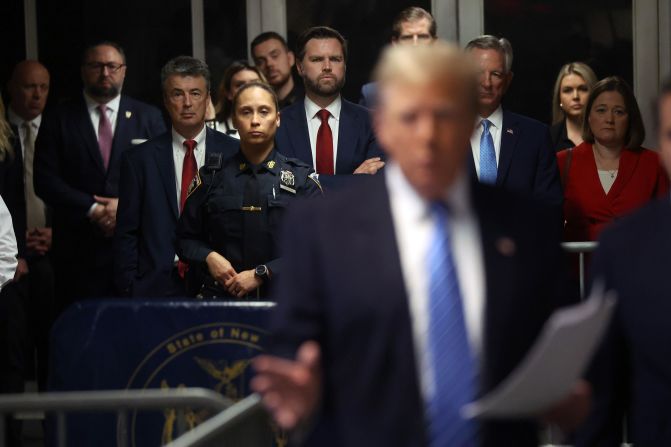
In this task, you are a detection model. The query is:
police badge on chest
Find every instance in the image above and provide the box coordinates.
[279,170,296,194]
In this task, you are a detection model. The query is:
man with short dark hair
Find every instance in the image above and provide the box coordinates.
[34,41,166,307]
[275,26,383,189]
[465,35,562,209]
[251,32,303,109]
[360,6,437,108]
[114,56,238,297]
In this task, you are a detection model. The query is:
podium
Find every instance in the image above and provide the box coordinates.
[48,299,277,446]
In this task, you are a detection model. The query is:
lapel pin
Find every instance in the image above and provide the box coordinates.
[496,237,516,257]
[125,111,132,119]
[506,128,514,135]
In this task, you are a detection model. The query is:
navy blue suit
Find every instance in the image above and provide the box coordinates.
[274,98,382,189]
[34,94,166,306]
[576,198,671,446]
[468,110,562,209]
[271,172,571,446]
[114,128,238,297]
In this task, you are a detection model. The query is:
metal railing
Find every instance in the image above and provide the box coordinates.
[0,388,232,447]
[561,241,598,298]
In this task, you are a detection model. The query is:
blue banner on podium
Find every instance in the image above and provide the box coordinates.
[48,299,278,446]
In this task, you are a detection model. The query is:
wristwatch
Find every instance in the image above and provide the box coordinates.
[254,264,270,280]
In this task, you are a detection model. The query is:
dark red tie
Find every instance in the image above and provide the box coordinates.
[178,139,197,279]
[316,109,334,175]
[180,139,198,212]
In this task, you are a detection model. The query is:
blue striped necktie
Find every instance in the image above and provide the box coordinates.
[479,119,497,184]
[426,202,478,447]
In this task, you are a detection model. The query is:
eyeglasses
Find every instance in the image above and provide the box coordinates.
[84,62,126,73]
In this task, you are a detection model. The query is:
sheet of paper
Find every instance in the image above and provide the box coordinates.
[462,284,616,419]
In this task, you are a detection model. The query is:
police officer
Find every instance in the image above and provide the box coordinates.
[177,81,321,298]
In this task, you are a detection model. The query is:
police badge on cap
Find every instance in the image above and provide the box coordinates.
[279,170,296,194]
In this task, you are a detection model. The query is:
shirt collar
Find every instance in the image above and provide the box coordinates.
[172,125,207,151]
[476,105,503,130]
[7,107,41,129]
[385,161,471,221]
[84,91,121,113]
[236,149,279,176]
[304,95,342,121]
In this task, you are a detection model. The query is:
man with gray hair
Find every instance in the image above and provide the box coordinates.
[114,56,238,297]
[465,35,561,210]
[34,41,166,307]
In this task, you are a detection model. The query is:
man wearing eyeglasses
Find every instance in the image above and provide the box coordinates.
[34,41,166,309]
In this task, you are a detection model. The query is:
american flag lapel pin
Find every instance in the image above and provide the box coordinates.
[506,128,514,135]
[125,111,132,119]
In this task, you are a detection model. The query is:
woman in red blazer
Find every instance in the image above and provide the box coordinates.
[558,76,669,243]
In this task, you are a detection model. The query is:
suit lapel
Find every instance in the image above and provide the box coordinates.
[285,104,313,166]
[108,95,132,177]
[76,96,106,174]
[497,111,519,186]
[336,100,357,174]
[154,133,179,218]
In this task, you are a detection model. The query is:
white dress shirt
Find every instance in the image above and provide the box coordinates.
[172,126,208,204]
[304,95,341,173]
[84,92,121,139]
[0,196,18,290]
[470,105,504,179]
[386,162,486,401]
[7,108,41,158]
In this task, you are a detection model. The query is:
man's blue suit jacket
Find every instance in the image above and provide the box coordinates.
[114,128,238,297]
[576,198,671,446]
[468,110,562,209]
[34,94,166,301]
[274,97,382,189]
[271,172,572,446]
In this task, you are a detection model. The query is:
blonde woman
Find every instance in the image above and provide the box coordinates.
[550,62,597,151]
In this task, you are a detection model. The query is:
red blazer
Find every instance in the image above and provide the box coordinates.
[558,142,669,242]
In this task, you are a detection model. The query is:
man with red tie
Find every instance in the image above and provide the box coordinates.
[34,41,166,308]
[275,26,384,190]
[114,56,238,297]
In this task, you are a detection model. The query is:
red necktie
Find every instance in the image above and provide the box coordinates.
[180,139,198,212]
[316,109,334,175]
[178,139,197,279]
[97,104,113,170]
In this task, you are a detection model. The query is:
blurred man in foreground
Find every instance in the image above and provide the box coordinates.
[253,42,586,446]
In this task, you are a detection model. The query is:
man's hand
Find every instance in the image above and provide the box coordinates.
[26,227,52,256]
[353,157,385,175]
[224,269,262,298]
[541,379,592,433]
[92,195,118,237]
[252,341,322,431]
[205,252,237,284]
[13,258,29,282]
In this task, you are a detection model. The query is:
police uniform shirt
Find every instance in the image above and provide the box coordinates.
[177,148,322,286]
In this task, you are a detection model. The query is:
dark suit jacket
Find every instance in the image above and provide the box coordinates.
[468,110,562,209]
[274,97,382,189]
[34,94,166,301]
[576,199,671,447]
[271,172,570,447]
[114,128,238,297]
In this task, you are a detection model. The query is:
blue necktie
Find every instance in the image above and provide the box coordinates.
[426,203,478,447]
[479,119,497,184]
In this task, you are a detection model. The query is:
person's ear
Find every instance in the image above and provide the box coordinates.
[288,51,295,68]
[503,71,514,94]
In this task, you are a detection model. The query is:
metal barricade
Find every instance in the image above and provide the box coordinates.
[0,388,231,447]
